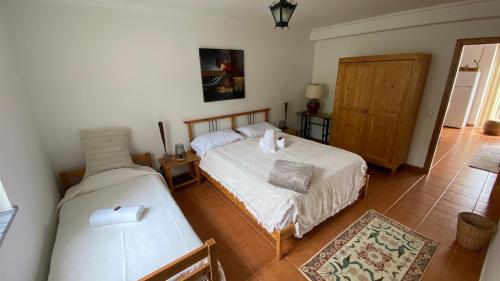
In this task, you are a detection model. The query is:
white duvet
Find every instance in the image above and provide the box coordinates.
[200,134,367,238]
[49,166,208,281]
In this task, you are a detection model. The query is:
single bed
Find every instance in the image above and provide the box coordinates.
[184,109,369,261]
[52,153,222,281]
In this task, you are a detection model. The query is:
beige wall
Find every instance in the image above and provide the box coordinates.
[0,3,60,281]
[461,44,498,126]
[3,1,314,172]
[311,17,500,167]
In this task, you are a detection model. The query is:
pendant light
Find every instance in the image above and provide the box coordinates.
[269,0,297,29]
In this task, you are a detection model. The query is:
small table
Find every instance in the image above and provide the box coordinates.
[159,151,201,192]
[296,111,332,144]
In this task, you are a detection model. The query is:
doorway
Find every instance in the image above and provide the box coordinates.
[424,37,500,173]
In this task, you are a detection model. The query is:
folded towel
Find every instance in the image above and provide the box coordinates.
[259,129,276,153]
[276,136,285,151]
[89,205,145,227]
[268,160,314,194]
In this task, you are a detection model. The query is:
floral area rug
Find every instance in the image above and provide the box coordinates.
[300,210,439,281]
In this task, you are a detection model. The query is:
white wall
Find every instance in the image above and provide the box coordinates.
[462,44,498,126]
[0,3,60,281]
[311,17,500,167]
[3,1,314,172]
[480,219,500,281]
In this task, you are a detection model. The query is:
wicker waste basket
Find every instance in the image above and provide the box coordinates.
[457,212,497,251]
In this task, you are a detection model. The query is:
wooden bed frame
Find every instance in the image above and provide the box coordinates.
[58,152,220,281]
[184,108,369,261]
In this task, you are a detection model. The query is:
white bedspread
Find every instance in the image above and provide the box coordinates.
[49,166,207,281]
[200,134,367,238]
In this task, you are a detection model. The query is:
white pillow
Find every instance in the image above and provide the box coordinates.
[236,122,281,138]
[191,129,243,156]
[80,127,134,178]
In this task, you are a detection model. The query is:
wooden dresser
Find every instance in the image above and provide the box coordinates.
[330,53,431,173]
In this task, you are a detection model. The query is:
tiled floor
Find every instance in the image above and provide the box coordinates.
[173,127,500,281]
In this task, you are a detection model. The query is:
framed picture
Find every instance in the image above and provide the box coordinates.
[199,48,245,102]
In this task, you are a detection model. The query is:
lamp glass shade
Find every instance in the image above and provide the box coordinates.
[305,84,324,99]
[269,0,297,28]
[0,181,12,212]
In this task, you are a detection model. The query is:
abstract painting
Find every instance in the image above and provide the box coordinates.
[199,48,245,102]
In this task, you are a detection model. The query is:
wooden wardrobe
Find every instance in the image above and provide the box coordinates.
[330,53,431,173]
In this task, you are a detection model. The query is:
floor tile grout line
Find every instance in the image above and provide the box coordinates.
[430,137,461,170]
[206,181,265,234]
[382,174,425,214]
[185,184,265,276]
[415,134,484,230]
[187,182,304,278]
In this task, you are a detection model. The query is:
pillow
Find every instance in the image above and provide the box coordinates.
[191,129,243,156]
[80,127,134,178]
[236,122,281,138]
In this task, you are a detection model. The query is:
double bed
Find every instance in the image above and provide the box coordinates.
[185,108,368,260]
[53,153,222,281]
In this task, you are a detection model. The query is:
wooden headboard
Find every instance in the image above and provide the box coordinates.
[58,152,153,193]
[184,108,270,142]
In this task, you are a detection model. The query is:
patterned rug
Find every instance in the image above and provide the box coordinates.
[300,210,439,281]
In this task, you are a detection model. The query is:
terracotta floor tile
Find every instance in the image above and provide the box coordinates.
[434,199,472,217]
[481,173,497,194]
[285,239,319,268]
[326,208,365,233]
[358,197,394,213]
[403,188,440,207]
[236,234,275,273]
[455,243,488,264]
[448,181,483,197]
[256,259,306,281]
[409,181,447,197]
[221,217,259,248]
[385,199,432,229]
[453,176,487,191]
[421,246,455,281]
[460,166,489,179]
[425,208,458,231]
[188,182,221,201]
[446,252,483,281]
[442,190,478,209]
[246,274,262,281]
[478,192,492,203]
[417,219,458,249]
[421,174,454,188]
[305,224,339,249]
[473,200,500,221]
[218,249,254,281]
[206,203,245,228]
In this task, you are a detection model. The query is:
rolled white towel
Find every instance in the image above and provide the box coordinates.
[276,136,285,151]
[89,205,145,227]
[259,129,276,153]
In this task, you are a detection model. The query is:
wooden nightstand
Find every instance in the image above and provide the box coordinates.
[159,151,201,192]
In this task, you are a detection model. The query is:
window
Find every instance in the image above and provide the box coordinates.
[0,180,17,247]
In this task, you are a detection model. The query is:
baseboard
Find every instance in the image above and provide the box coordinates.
[402,163,426,174]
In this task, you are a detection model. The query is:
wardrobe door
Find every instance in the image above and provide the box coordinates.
[361,60,414,165]
[331,62,374,154]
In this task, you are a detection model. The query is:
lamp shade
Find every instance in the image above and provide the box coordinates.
[305,84,324,99]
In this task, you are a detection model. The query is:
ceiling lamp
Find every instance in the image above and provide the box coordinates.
[269,0,297,29]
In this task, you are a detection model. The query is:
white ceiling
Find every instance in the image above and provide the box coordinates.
[106,0,468,29]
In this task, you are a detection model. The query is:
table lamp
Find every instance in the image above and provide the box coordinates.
[305,84,324,114]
